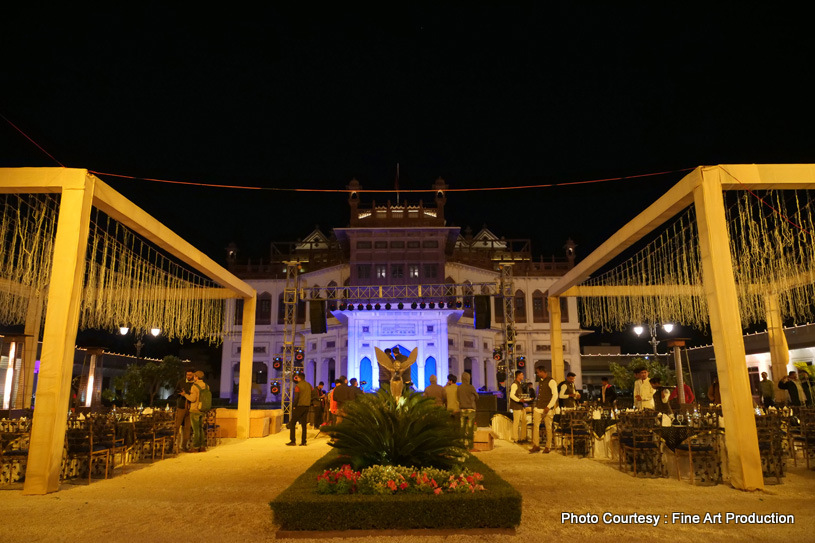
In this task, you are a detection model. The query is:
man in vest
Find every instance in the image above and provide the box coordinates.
[558,372,580,409]
[530,366,558,453]
[509,370,529,444]
[287,371,312,446]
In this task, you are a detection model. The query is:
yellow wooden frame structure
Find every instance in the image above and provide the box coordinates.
[0,168,258,494]
[547,164,815,491]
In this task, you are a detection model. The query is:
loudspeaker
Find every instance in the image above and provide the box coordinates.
[474,295,491,329]
[310,300,327,334]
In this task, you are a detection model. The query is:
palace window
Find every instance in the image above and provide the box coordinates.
[408,264,420,278]
[375,265,387,278]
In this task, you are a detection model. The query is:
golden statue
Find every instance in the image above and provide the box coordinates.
[374,346,419,400]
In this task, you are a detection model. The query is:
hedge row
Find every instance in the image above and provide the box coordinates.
[270,450,522,531]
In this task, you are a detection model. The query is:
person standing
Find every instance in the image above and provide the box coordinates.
[530,366,558,454]
[180,371,209,453]
[760,372,775,409]
[332,375,352,422]
[798,371,813,406]
[287,371,312,446]
[650,377,672,415]
[558,372,580,409]
[599,376,617,407]
[423,374,446,406]
[173,369,194,452]
[779,371,805,406]
[457,372,479,449]
[509,370,529,444]
[634,368,655,410]
[349,378,365,400]
[444,374,460,423]
[311,381,326,428]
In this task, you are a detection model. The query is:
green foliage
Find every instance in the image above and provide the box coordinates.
[324,390,467,470]
[270,450,522,530]
[610,357,689,391]
[112,355,185,406]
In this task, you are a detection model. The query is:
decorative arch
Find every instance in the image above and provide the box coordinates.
[424,356,437,388]
[532,289,546,322]
[359,356,373,392]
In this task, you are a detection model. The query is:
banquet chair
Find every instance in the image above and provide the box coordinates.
[619,412,665,477]
[563,411,593,458]
[0,418,31,485]
[755,414,785,484]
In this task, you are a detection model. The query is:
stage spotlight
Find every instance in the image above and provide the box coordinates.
[385,303,391,310]
[339,302,347,310]
[456,301,463,308]
[411,302,418,309]
[272,357,283,371]
[517,356,526,368]
[357,304,364,311]
[347,303,354,311]
[419,302,426,309]
[374,303,381,310]
[328,302,337,311]
[294,348,304,363]
[270,382,281,395]
[398,302,404,310]
[428,302,435,309]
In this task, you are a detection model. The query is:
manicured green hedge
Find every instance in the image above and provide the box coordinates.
[270,451,522,531]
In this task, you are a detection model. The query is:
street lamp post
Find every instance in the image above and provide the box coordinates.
[119,327,161,359]
[633,323,674,357]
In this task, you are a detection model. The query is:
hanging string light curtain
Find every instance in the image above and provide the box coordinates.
[0,193,58,325]
[81,208,226,343]
[729,188,815,326]
[1,193,226,343]
[578,189,815,332]
[579,207,707,331]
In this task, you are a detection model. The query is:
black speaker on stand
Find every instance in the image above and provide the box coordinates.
[474,295,491,329]
[310,300,327,334]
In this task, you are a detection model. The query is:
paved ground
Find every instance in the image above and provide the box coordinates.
[1,428,812,543]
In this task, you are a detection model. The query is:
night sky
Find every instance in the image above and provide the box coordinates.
[2,6,813,351]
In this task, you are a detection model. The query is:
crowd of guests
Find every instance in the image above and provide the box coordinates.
[279,363,815,452]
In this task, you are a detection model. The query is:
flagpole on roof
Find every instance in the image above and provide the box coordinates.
[395,163,400,205]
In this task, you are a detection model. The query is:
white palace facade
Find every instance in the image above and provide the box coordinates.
[219,179,583,402]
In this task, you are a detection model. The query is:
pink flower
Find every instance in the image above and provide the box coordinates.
[387,480,397,491]
[434,488,442,495]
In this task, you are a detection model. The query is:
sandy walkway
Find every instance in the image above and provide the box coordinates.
[1,429,812,543]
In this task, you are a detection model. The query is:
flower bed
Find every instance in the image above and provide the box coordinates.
[270,450,521,531]
[317,464,486,495]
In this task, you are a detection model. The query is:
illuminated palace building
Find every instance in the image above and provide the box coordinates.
[220,179,580,401]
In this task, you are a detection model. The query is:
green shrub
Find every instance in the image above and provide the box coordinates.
[270,450,521,530]
[324,390,467,470]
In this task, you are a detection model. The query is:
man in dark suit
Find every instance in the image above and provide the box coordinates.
[599,376,617,407]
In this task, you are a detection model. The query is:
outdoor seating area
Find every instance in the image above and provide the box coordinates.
[0,407,219,486]
[524,402,815,487]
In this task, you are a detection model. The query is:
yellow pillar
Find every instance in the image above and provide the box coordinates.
[764,295,790,403]
[21,290,45,409]
[693,167,763,491]
[236,293,256,439]
[24,170,94,495]
[548,296,565,383]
